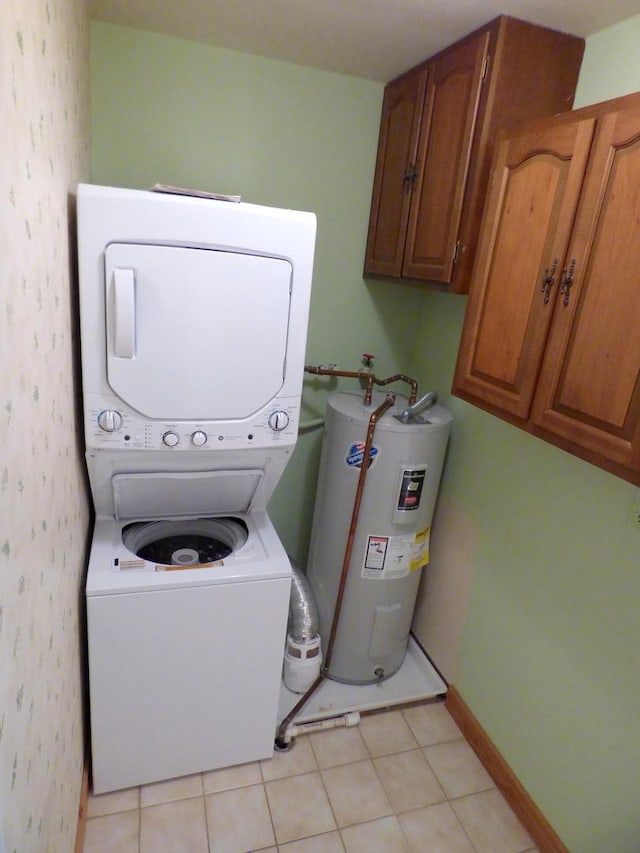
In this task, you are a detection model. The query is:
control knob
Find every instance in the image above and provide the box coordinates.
[162,431,179,447]
[97,409,123,432]
[191,430,208,447]
[268,410,290,432]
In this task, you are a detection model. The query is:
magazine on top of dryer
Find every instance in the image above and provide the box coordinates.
[150,183,241,202]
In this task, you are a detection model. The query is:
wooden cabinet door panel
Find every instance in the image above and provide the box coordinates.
[364,69,427,276]
[403,33,489,282]
[453,118,595,418]
[532,107,640,469]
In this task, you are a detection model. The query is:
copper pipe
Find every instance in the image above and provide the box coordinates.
[276,392,396,745]
[304,365,417,405]
[303,365,375,403]
[276,672,325,746]
[323,392,396,668]
[371,373,418,405]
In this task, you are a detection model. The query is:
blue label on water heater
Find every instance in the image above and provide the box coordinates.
[345,441,379,469]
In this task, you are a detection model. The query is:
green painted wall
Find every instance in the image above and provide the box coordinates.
[91,22,424,562]
[574,14,640,107]
[91,17,640,852]
[407,16,640,853]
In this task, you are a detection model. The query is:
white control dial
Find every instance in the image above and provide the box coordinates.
[162,431,179,447]
[97,409,123,432]
[268,410,290,431]
[191,430,207,447]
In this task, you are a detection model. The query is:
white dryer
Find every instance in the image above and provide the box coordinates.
[77,184,316,793]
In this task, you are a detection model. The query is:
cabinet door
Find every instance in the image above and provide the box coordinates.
[453,117,595,418]
[402,32,489,282]
[364,68,427,276]
[532,106,640,470]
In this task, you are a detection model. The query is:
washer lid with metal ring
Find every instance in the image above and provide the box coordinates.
[122,517,249,566]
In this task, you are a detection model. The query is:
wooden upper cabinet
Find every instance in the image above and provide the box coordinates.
[403,33,489,282]
[532,103,640,473]
[454,92,640,484]
[453,118,596,418]
[364,69,427,276]
[364,16,585,293]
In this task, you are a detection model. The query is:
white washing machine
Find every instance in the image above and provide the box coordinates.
[77,184,316,793]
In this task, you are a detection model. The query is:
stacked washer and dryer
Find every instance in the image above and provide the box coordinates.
[77,184,316,793]
[78,183,452,796]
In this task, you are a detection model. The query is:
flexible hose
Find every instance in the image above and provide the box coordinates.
[288,562,320,643]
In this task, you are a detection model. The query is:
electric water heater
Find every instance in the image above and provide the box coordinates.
[306,390,452,684]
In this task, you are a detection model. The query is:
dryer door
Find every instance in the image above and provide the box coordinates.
[104,243,292,420]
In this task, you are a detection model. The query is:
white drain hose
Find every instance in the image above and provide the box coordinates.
[281,711,360,744]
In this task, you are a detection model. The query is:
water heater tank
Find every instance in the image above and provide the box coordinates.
[306,390,452,684]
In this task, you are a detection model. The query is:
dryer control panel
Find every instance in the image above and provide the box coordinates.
[85,393,300,452]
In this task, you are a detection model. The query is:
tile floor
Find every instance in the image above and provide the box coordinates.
[83,700,539,852]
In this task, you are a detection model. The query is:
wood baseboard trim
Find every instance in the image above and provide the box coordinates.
[445,686,568,853]
[74,760,90,853]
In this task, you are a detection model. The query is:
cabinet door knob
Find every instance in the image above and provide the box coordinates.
[403,164,418,193]
[560,258,576,306]
[541,259,557,304]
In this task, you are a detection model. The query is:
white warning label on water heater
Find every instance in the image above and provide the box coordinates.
[362,527,430,579]
[363,536,389,571]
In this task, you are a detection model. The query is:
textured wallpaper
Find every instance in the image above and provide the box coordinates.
[0,1,90,851]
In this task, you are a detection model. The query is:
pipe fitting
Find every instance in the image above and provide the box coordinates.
[277,712,361,747]
[394,390,439,424]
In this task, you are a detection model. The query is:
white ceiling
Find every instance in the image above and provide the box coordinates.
[89,0,640,82]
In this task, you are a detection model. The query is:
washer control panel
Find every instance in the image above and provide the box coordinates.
[85,393,300,451]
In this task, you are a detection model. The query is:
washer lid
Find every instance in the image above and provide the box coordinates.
[112,470,264,520]
[104,243,292,421]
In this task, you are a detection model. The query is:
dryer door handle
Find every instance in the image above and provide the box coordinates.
[113,268,135,358]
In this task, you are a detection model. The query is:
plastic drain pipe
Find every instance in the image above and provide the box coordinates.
[275,389,397,749]
[276,712,361,750]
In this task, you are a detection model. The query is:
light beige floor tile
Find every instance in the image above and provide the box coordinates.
[205,783,275,852]
[140,772,202,807]
[266,770,337,844]
[84,811,139,853]
[82,700,540,853]
[202,760,262,793]
[87,786,139,818]
[310,725,369,769]
[140,796,208,853]
[424,739,494,798]
[398,801,475,852]
[374,748,446,812]
[402,701,463,746]
[280,830,345,852]
[321,759,392,828]
[341,815,410,852]
[261,734,318,780]
[359,710,418,757]
[451,789,534,853]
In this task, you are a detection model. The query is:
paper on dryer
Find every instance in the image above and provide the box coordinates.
[150,183,241,202]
